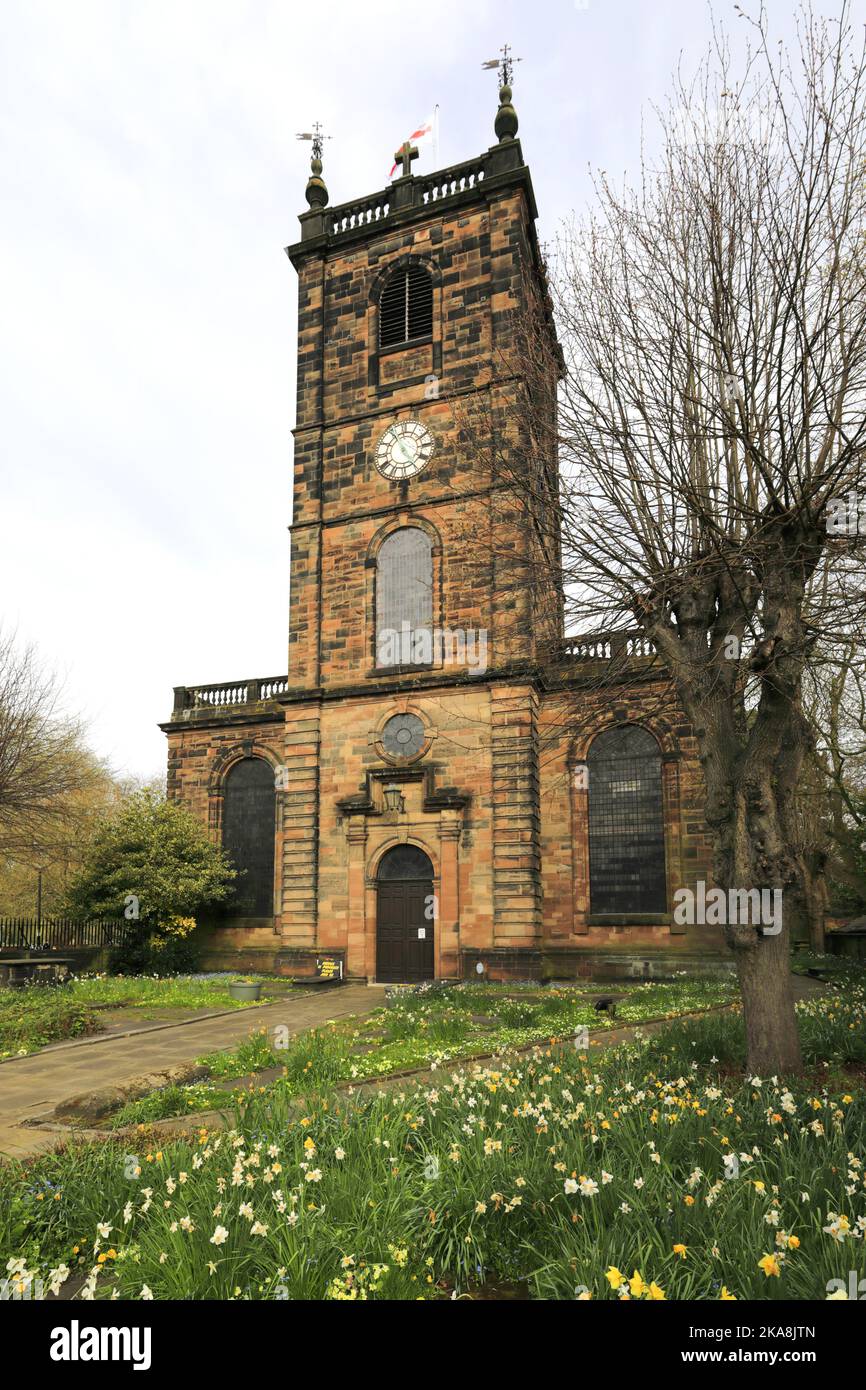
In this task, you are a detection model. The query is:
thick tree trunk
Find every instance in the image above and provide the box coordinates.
[804,855,828,954]
[785,859,828,954]
[731,929,802,1074]
[723,755,805,1072]
[680,678,806,1075]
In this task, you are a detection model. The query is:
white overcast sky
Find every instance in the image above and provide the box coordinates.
[0,0,837,781]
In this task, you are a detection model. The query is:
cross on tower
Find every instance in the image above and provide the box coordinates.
[393,140,419,178]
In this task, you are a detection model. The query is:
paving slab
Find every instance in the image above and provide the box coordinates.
[0,984,384,1159]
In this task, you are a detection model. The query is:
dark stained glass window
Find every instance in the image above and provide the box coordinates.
[587,726,666,916]
[379,263,433,348]
[376,527,433,667]
[222,758,276,917]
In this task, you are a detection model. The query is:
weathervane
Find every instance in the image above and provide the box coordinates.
[482,43,521,88]
[482,45,520,143]
[297,122,331,210]
[296,122,331,162]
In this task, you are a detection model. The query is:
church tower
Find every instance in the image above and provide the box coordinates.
[277,76,560,981]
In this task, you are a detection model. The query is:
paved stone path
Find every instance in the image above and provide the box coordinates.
[0,984,385,1159]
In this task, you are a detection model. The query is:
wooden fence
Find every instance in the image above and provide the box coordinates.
[0,917,131,951]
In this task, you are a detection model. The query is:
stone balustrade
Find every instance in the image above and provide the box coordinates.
[560,630,657,662]
[171,676,289,719]
[291,141,531,255]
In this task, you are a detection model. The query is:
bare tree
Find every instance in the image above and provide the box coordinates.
[483,3,866,1072]
[0,628,101,860]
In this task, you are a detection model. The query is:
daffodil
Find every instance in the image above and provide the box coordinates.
[629,1269,645,1298]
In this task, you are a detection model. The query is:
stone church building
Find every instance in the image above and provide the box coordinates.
[161,84,717,983]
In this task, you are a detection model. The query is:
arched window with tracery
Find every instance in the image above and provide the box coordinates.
[587,725,666,916]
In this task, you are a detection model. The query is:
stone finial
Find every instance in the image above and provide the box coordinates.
[495,82,518,142]
[305,153,328,208]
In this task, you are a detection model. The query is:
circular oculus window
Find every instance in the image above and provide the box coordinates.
[381,713,426,758]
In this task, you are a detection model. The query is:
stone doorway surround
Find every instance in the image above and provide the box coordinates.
[338,766,469,980]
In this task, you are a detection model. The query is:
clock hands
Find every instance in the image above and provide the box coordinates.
[392,437,414,465]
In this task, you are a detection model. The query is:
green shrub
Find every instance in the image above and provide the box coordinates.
[65,787,236,923]
[107,932,200,977]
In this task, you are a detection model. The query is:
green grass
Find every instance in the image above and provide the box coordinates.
[2,985,864,1301]
[0,974,288,1059]
[200,1028,279,1080]
[642,986,866,1074]
[792,949,866,987]
[0,988,101,1060]
[188,973,858,1118]
[349,976,738,1069]
[107,1083,236,1131]
[65,973,285,1013]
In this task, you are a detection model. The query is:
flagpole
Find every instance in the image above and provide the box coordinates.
[433,104,440,169]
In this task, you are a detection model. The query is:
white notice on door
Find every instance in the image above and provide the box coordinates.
[417,928,426,939]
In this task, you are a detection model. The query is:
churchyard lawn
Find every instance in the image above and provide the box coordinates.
[2,963,865,1300]
[109,976,739,1127]
[0,974,293,1060]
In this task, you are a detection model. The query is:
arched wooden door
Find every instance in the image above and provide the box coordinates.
[376,845,434,982]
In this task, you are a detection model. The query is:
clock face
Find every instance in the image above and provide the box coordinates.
[375,420,434,481]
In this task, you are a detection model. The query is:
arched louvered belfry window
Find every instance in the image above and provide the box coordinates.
[379,262,433,348]
[222,758,275,917]
[376,527,434,667]
[587,725,667,916]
